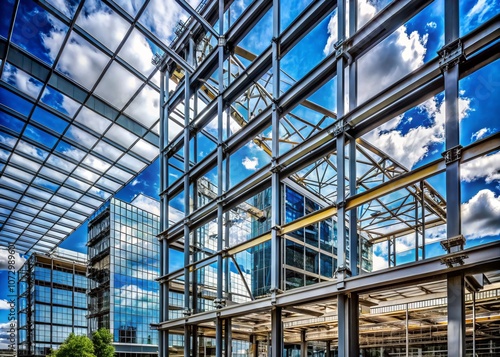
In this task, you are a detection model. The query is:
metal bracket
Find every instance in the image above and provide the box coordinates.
[271,157,283,173]
[151,53,165,70]
[442,145,462,164]
[334,40,347,60]
[334,265,352,278]
[184,218,191,226]
[218,36,226,47]
[440,234,466,253]
[329,119,345,137]
[214,298,226,309]
[336,201,346,209]
[217,195,225,204]
[438,39,465,72]
[272,98,283,114]
[182,308,192,316]
[440,254,468,268]
[271,225,282,234]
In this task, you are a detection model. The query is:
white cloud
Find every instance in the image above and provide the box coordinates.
[242,156,259,170]
[471,127,492,142]
[131,179,141,186]
[464,0,496,32]
[0,321,17,350]
[3,64,42,98]
[139,0,188,43]
[461,151,500,184]
[131,194,160,216]
[0,300,12,310]
[363,95,472,169]
[462,189,500,239]
[372,253,389,271]
[0,249,26,271]
[426,21,437,29]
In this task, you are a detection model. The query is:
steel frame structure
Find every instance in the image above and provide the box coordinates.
[158,1,500,356]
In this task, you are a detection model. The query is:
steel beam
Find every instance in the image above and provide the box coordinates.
[156,241,500,330]
[174,0,219,37]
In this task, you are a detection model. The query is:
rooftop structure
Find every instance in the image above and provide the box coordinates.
[155,0,500,356]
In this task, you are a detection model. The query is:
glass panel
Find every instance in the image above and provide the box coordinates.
[77,0,130,51]
[40,86,81,117]
[74,106,112,135]
[94,62,143,110]
[2,62,43,98]
[124,85,160,128]
[105,123,139,148]
[56,32,110,89]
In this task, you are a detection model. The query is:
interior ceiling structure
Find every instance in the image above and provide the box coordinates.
[0,0,208,254]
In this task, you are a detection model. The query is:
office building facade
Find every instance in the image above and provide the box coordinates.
[156,0,500,356]
[87,196,160,357]
[17,248,87,357]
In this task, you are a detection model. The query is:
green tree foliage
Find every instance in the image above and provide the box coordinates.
[92,328,115,357]
[49,333,95,357]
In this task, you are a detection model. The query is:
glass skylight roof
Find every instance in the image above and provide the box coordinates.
[0,0,174,254]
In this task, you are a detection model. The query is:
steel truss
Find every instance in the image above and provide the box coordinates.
[158,1,500,356]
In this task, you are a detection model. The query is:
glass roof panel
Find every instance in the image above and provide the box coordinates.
[66,176,91,191]
[118,28,159,77]
[56,32,110,89]
[64,124,99,149]
[12,0,69,66]
[33,177,59,192]
[94,61,142,110]
[16,139,49,161]
[39,166,68,184]
[44,204,66,215]
[41,86,81,117]
[93,141,123,161]
[74,106,112,134]
[11,211,33,222]
[2,62,44,99]
[16,204,40,216]
[76,0,130,51]
[23,124,59,149]
[20,196,45,208]
[124,84,159,128]
[57,186,82,200]
[139,0,189,44]
[45,0,81,19]
[105,123,139,148]
[79,194,103,207]
[73,166,99,182]
[0,198,16,208]
[64,210,86,221]
[96,176,122,191]
[117,153,146,172]
[0,112,25,133]
[50,195,73,208]
[83,153,111,173]
[1,190,22,201]
[0,176,27,191]
[10,153,42,172]
[130,139,158,161]
[32,107,70,134]
[46,154,77,173]
[26,186,52,201]
[55,140,87,162]
[0,87,34,117]
[107,166,133,182]
[112,0,146,17]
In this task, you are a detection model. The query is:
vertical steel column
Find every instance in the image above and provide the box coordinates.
[159,68,167,357]
[448,272,465,356]
[184,37,194,357]
[443,1,465,355]
[270,0,282,297]
[348,0,358,277]
[224,319,232,357]
[348,293,359,357]
[336,1,349,356]
[325,341,331,357]
[271,307,283,357]
[271,1,282,354]
[216,1,225,356]
[300,330,307,357]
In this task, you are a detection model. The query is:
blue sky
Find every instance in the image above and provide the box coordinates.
[1,0,500,347]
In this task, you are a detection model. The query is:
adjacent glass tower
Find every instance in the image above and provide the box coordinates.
[17,248,87,357]
[87,195,160,357]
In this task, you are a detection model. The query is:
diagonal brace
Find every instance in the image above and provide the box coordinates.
[174,0,219,38]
